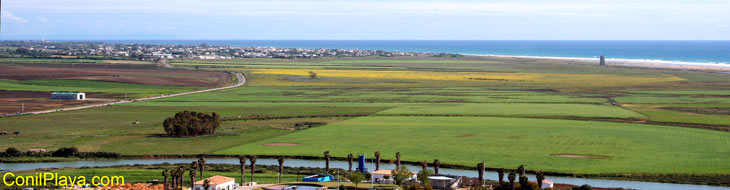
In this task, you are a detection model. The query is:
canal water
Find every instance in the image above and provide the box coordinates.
[1,158,728,190]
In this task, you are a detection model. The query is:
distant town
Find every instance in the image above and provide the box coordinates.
[0,41,460,60]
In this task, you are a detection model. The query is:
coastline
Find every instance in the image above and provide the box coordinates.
[465,54,730,72]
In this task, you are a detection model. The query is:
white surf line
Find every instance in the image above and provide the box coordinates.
[12,72,245,116]
[466,54,730,71]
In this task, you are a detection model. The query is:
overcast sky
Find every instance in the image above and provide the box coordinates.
[2,0,729,40]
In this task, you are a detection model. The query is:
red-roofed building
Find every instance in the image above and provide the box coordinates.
[193,175,236,190]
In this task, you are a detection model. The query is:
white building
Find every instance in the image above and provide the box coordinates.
[370,169,417,183]
[51,92,86,100]
[193,176,236,190]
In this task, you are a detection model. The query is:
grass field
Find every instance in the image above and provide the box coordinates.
[375,103,644,118]
[2,57,730,183]
[216,116,730,174]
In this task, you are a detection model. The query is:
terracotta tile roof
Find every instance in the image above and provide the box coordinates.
[194,175,235,185]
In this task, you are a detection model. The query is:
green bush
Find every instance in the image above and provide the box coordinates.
[4,147,21,157]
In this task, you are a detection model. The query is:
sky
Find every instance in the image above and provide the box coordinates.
[1,0,729,40]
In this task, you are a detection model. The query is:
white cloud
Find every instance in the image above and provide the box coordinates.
[717,24,727,28]
[1,11,28,23]
[37,17,49,22]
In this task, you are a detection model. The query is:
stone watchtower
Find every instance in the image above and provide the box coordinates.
[599,56,606,66]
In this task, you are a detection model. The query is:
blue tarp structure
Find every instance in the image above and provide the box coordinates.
[302,175,334,182]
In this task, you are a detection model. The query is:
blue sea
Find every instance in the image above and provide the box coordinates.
[93,40,730,65]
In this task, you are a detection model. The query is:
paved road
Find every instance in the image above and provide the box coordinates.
[10,72,245,116]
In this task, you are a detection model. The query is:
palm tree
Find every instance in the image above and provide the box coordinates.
[190,162,198,190]
[198,157,206,178]
[178,167,185,190]
[477,162,485,186]
[162,169,169,190]
[395,152,401,169]
[421,160,428,171]
[508,172,516,190]
[517,165,525,176]
[536,172,545,189]
[497,168,505,183]
[250,156,257,182]
[324,151,331,174]
[432,159,440,174]
[347,153,354,172]
[519,175,529,190]
[374,151,381,171]
[239,155,247,185]
[278,156,285,183]
[170,168,176,190]
[172,168,179,190]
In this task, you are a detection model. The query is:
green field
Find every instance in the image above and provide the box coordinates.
[216,116,730,174]
[2,57,730,184]
[375,103,644,118]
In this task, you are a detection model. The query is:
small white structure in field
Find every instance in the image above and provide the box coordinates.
[193,175,236,190]
[370,169,417,183]
[51,92,85,100]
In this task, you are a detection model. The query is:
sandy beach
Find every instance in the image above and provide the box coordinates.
[467,54,730,72]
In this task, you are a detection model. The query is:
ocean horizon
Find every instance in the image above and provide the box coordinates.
[59,40,730,65]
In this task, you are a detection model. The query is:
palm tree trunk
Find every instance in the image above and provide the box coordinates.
[190,170,196,190]
[498,168,505,183]
[198,157,206,178]
[347,153,353,172]
[477,162,485,186]
[250,156,257,182]
[171,170,177,190]
[433,159,440,174]
[278,156,285,183]
[374,151,381,171]
[240,155,247,185]
[162,169,169,190]
[179,168,185,190]
[508,172,516,190]
[395,152,401,169]
[324,151,331,174]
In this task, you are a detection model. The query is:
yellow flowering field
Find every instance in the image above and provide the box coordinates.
[243,68,685,88]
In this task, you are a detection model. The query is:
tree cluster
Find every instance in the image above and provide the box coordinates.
[163,111,221,137]
[1,147,119,159]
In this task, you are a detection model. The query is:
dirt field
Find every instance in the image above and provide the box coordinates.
[0,90,112,114]
[262,142,301,146]
[0,63,234,114]
[0,64,232,87]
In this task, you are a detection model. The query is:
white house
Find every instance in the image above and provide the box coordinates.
[193,176,236,190]
[51,92,85,100]
[370,169,417,183]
